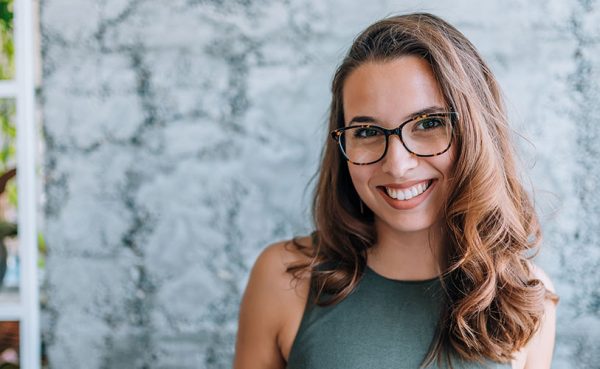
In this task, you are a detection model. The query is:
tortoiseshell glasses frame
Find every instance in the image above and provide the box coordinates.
[330,111,458,165]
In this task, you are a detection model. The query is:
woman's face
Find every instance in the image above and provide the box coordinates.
[342,56,456,235]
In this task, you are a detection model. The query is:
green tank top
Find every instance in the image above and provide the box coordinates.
[286,265,511,369]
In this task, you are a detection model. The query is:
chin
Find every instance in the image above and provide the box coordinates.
[376,214,440,234]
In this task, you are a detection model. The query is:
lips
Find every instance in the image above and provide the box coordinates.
[383,180,432,200]
[376,179,437,210]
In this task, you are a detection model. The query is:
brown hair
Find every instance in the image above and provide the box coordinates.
[286,12,559,367]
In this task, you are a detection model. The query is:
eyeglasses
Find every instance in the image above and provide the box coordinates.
[330,111,458,165]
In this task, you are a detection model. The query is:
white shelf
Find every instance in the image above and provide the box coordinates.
[5,0,41,368]
[0,289,21,320]
[0,80,18,98]
[0,305,21,320]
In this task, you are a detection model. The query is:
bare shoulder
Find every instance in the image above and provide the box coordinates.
[234,237,313,369]
[258,237,314,280]
[248,237,314,298]
[512,261,559,369]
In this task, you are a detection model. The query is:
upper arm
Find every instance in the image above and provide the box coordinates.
[523,263,559,369]
[233,242,300,369]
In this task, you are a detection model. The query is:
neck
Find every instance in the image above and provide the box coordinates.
[367,218,447,280]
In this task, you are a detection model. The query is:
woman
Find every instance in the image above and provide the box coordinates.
[234,12,559,369]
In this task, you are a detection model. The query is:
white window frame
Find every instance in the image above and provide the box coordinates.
[0,0,40,368]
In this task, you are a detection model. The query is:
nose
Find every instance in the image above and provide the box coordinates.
[380,135,418,177]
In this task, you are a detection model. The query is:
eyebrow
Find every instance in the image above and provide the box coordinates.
[347,105,447,126]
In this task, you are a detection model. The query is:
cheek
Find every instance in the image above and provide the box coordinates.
[440,157,455,178]
[430,155,456,205]
[433,146,457,179]
[347,164,374,192]
[446,145,458,175]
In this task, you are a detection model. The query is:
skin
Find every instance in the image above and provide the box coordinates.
[233,56,557,369]
[342,57,455,281]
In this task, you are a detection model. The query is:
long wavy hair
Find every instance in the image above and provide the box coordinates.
[286,12,559,368]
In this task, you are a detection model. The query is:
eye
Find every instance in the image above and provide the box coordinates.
[353,127,382,138]
[415,117,446,130]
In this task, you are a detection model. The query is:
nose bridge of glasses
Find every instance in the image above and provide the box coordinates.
[385,129,411,156]
[391,126,403,137]
[383,126,404,144]
[379,129,416,174]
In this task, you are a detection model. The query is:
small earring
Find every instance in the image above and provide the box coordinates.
[359,199,364,215]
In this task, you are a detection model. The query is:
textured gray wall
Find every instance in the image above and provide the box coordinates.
[40,1,599,368]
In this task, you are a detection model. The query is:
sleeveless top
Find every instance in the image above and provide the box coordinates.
[286,265,511,369]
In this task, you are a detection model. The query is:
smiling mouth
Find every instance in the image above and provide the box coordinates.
[378,180,434,201]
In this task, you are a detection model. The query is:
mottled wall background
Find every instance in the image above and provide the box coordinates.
[39,0,599,368]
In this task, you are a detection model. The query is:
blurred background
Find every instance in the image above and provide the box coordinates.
[0,0,599,368]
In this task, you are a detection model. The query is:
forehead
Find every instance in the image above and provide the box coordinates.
[342,56,446,125]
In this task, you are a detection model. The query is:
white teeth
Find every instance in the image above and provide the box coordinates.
[396,190,405,201]
[385,181,431,201]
